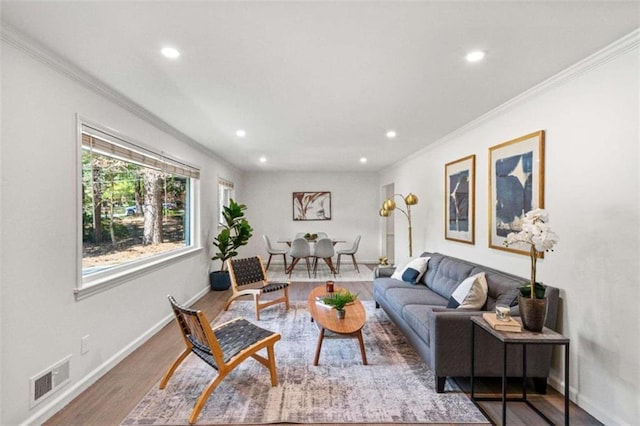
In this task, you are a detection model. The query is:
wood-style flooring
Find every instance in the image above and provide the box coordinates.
[45,281,601,426]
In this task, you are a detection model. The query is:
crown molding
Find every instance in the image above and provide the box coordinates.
[1,22,219,158]
[399,28,640,164]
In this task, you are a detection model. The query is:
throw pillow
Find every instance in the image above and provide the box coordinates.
[447,272,488,309]
[391,257,430,284]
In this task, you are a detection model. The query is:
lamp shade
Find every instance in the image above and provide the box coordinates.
[405,193,418,205]
[379,208,390,217]
[383,199,396,211]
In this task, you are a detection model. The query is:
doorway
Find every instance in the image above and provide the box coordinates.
[382,183,395,264]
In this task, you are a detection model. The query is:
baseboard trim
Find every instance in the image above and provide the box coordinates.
[20,286,210,426]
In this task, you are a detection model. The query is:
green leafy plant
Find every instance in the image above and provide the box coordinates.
[212,199,253,271]
[322,290,359,312]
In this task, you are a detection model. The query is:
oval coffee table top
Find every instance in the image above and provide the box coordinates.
[307,285,366,335]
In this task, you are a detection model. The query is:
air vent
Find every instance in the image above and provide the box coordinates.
[30,355,71,407]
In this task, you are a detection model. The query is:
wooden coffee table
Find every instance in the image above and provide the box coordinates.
[307,285,368,366]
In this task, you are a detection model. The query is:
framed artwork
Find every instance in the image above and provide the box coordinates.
[488,130,545,255]
[445,154,475,244]
[293,191,331,221]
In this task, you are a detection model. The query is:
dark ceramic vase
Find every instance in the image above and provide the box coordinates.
[209,271,231,291]
[518,295,547,332]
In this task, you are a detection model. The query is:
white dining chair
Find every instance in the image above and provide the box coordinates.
[288,237,311,278]
[336,235,361,273]
[262,235,288,271]
[313,238,336,277]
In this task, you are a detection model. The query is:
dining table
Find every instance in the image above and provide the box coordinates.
[277,238,345,275]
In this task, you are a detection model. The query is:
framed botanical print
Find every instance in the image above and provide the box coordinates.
[445,155,475,244]
[292,191,331,221]
[488,130,545,255]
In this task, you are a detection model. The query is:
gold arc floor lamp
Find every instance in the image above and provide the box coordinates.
[379,193,419,257]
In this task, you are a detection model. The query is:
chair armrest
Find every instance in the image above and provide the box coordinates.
[374,266,396,278]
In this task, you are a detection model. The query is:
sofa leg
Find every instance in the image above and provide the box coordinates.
[375,301,380,309]
[436,376,446,393]
[533,377,547,394]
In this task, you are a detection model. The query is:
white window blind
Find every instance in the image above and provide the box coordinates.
[81,124,200,179]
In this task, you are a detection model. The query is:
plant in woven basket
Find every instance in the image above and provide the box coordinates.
[504,208,559,299]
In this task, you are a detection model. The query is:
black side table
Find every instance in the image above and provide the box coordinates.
[470,316,570,425]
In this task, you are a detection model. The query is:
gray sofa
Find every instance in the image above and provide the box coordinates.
[373,252,559,393]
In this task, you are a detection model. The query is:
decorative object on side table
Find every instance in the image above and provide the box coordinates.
[379,193,419,256]
[504,208,559,331]
[321,290,359,319]
[378,256,389,266]
[210,199,253,291]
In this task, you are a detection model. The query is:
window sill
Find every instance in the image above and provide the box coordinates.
[75,246,203,301]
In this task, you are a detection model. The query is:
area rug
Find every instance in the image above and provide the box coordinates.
[266,263,374,282]
[121,302,488,425]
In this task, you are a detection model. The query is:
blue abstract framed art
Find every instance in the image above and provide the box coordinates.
[445,154,475,244]
[488,130,545,255]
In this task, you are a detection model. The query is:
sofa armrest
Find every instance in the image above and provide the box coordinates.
[374,266,396,278]
[428,309,483,376]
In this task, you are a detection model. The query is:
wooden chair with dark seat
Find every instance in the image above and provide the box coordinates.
[224,256,290,320]
[160,295,281,425]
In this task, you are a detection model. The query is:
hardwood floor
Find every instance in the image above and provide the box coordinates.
[45,281,601,426]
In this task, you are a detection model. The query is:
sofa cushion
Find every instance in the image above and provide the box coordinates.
[402,305,433,345]
[447,272,488,309]
[428,257,475,299]
[384,287,448,314]
[391,257,430,284]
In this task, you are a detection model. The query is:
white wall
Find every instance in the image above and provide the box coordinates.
[0,40,242,425]
[241,171,381,265]
[380,38,640,425]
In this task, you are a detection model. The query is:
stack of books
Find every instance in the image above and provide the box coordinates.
[482,312,522,332]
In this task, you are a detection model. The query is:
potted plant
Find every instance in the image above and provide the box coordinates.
[504,208,559,331]
[210,199,253,291]
[322,290,359,319]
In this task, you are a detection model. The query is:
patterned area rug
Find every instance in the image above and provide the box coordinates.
[121,302,488,425]
[266,263,373,282]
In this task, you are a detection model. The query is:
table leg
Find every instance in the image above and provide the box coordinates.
[470,321,476,399]
[356,330,368,365]
[502,341,507,426]
[565,342,570,426]
[313,328,325,366]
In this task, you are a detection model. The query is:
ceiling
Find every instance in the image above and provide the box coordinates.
[2,1,638,172]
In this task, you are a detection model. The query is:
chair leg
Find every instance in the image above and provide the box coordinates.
[254,294,261,321]
[189,373,226,425]
[351,254,359,273]
[265,254,273,271]
[288,257,300,277]
[336,253,342,273]
[281,253,288,271]
[267,343,278,386]
[304,257,311,278]
[159,348,190,389]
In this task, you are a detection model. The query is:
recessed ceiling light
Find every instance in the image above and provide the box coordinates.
[161,46,180,59]
[386,130,397,139]
[360,157,367,164]
[259,156,267,163]
[466,50,485,62]
[235,129,246,138]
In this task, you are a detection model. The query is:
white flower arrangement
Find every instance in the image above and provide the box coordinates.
[504,208,559,299]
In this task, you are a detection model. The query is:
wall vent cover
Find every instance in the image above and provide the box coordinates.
[30,355,71,407]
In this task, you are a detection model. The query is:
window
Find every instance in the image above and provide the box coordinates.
[218,178,235,225]
[79,122,200,292]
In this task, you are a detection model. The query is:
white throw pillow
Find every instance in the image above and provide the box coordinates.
[447,272,488,310]
[391,257,430,284]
